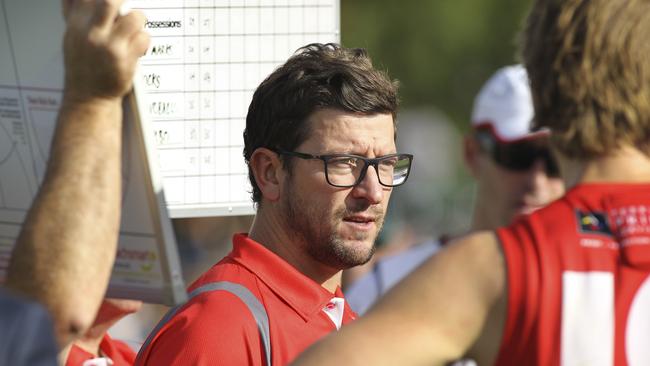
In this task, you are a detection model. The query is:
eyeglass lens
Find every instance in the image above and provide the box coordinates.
[325,155,411,187]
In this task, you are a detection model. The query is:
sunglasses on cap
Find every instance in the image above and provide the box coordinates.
[475,129,560,177]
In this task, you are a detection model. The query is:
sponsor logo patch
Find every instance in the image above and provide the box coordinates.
[576,210,612,236]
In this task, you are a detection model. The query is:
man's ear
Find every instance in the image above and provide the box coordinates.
[463,135,481,178]
[250,148,283,202]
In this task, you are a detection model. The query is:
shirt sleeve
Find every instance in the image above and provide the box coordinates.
[66,335,136,366]
[66,344,94,366]
[137,291,266,366]
[0,292,58,366]
[100,334,136,365]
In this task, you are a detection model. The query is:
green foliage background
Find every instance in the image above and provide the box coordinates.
[341,0,533,130]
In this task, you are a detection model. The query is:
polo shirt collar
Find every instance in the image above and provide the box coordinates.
[229,233,345,321]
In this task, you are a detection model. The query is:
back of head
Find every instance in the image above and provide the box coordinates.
[243,43,399,204]
[522,0,650,159]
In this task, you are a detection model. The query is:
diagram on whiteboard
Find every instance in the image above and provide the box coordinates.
[0,0,339,301]
[0,0,187,304]
[129,0,340,217]
[0,91,40,214]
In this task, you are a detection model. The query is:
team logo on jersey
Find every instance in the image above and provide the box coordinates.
[576,210,612,236]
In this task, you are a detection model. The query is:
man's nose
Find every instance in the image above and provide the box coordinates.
[351,165,385,204]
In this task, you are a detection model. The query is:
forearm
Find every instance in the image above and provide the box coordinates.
[293,232,506,366]
[6,95,124,347]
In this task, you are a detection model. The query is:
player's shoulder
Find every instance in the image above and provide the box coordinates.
[157,262,266,340]
[140,282,264,364]
[182,260,260,299]
[181,277,263,324]
[442,231,505,288]
[168,292,258,343]
[0,289,55,335]
[449,231,501,255]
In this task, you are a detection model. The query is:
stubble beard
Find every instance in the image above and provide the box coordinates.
[282,180,383,270]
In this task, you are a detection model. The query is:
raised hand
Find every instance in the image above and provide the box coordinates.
[62,0,150,102]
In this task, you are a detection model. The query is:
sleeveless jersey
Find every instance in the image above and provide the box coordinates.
[495,183,650,366]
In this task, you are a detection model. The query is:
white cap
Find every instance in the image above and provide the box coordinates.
[471,64,547,142]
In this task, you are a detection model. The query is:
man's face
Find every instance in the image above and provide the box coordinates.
[280,109,396,270]
[473,133,565,228]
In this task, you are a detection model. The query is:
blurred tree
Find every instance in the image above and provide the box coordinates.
[341,0,533,131]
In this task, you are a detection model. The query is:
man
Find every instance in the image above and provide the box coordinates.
[345,64,564,315]
[293,0,650,365]
[3,0,149,363]
[136,43,411,365]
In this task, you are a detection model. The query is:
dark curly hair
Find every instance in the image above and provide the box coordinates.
[243,43,400,204]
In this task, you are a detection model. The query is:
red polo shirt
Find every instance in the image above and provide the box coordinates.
[66,335,135,366]
[135,233,357,365]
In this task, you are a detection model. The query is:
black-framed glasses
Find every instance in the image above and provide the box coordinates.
[274,149,413,188]
[475,129,560,177]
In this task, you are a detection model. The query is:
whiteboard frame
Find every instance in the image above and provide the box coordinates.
[125,77,187,305]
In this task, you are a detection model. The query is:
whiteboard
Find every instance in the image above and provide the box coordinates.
[0,0,340,303]
[129,0,341,218]
[0,0,186,305]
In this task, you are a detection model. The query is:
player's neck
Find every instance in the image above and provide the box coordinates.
[249,207,342,293]
[469,209,496,232]
[561,145,650,188]
[470,190,509,232]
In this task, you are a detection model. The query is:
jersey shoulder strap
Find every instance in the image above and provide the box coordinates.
[137,281,272,365]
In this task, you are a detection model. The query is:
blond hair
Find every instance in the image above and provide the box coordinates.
[522,0,650,159]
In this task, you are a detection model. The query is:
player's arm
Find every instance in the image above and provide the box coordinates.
[67,298,142,364]
[292,231,507,366]
[5,0,149,349]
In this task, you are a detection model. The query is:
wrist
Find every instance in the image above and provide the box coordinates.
[59,92,124,122]
[62,90,123,107]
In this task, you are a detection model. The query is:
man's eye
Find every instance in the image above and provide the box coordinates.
[330,157,358,168]
[381,157,398,167]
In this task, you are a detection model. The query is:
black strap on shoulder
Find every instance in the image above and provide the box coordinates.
[137,281,272,365]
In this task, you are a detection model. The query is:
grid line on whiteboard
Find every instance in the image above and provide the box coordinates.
[131,1,339,210]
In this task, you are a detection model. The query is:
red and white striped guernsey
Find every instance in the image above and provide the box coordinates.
[495,183,650,366]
